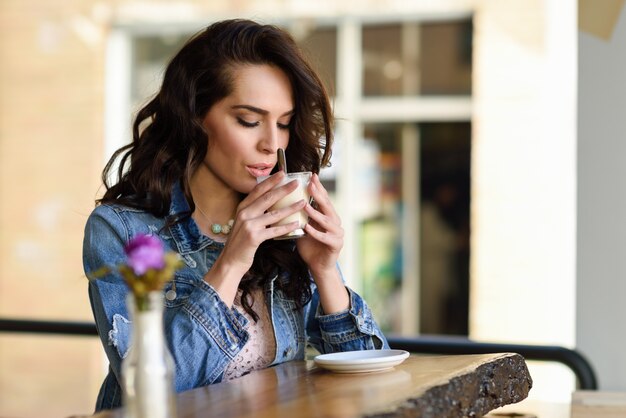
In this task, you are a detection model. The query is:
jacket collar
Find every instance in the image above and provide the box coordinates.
[167,181,221,254]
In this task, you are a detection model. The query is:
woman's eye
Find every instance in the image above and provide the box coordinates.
[277,122,290,130]
[237,117,260,128]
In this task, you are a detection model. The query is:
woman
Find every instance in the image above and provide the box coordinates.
[84,19,388,411]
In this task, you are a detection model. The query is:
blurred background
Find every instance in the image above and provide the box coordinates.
[1,0,624,417]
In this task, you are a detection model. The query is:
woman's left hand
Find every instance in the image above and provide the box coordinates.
[296,174,344,280]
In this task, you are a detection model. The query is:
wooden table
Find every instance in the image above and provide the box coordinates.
[88,353,532,418]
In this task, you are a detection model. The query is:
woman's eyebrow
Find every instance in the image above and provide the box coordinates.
[232,104,294,117]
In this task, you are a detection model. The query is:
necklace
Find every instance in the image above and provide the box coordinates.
[195,205,234,235]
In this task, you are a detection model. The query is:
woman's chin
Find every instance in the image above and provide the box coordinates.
[233,179,257,195]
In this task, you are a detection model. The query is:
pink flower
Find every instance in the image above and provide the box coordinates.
[124,234,165,275]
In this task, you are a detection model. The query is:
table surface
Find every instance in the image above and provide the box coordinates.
[87,352,531,418]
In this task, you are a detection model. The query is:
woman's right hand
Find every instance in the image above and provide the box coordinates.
[203,171,305,305]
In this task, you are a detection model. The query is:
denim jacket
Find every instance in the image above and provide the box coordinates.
[83,183,388,411]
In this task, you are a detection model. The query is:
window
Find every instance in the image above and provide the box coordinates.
[362,21,472,96]
[121,15,473,336]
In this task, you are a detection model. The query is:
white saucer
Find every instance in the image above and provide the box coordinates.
[313,349,410,373]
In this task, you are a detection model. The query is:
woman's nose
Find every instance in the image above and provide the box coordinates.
[259,125,280,154]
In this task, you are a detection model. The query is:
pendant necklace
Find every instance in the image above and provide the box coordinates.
[195,205,234,235]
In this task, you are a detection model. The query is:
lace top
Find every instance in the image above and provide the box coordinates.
[223,288,276,380]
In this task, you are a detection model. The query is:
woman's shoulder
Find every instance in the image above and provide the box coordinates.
[92,201,149,215]
[88,202,145,221]
[87,202,165,232]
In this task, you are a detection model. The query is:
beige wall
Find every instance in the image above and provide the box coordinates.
[471,0,578,413]
[0,1,108,416]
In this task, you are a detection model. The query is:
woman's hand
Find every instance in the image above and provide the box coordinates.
[296,174,349,313]
[204,171,305,305]
[297,174,344,274]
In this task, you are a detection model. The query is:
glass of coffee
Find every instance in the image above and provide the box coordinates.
[257,172,311,239]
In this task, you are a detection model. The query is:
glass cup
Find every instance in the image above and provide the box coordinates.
[257,172,312,240]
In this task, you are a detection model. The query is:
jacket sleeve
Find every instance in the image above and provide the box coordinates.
[83,205,248,395]
[303,267,389,353]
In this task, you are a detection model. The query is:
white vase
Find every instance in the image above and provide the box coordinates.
[122,291,177,418]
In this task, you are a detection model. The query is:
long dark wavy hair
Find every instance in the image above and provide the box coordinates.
[98,19,334,319]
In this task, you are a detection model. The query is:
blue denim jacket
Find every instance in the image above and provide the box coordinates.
[83,183,388,411]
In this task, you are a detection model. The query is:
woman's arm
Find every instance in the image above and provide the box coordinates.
[83,205,246,394]
[304,266,389,354]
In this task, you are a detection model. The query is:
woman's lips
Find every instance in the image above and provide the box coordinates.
[246,165,274,178]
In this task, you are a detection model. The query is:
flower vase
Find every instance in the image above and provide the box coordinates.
[122,291,177,418]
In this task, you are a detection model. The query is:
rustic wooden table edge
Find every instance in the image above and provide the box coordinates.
[79,352,532,418]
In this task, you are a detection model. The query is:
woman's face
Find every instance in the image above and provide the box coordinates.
[199,64,294,194]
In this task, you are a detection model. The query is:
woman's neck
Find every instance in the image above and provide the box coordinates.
[189,169,239,226]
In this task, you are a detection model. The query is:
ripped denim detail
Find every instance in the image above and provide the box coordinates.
[109,313,132,359]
